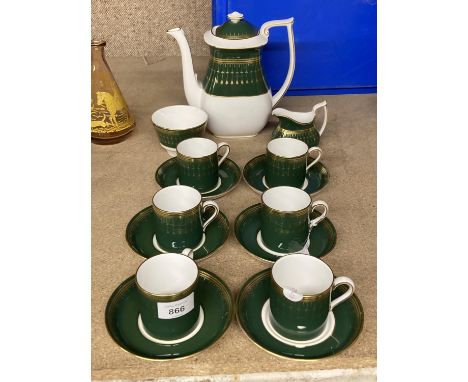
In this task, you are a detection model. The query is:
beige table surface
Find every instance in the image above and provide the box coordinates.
[91,57,376,381]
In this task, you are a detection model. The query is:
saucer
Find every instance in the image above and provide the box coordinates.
[155,157,241,199]
[256,231,310,257]
[242,154,329,196]
[126,206,229,261]
[237,269,364,360]
[106,269,234,361]
[262,175,308,190]
[176,177,222,194]
[153,233,206,253]
[234,204,336,263]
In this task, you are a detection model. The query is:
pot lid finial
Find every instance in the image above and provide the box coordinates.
[228,11,244,23]
[215,10,258,40]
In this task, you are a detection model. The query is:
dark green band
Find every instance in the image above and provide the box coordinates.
[152,203,203,251]
[202,48,268,97]
[272,117,320,148]
[177,153,219,193]
[269,277,331,341]
[260,204,310,253]
[154,122,206,149]
[265,151,307,188]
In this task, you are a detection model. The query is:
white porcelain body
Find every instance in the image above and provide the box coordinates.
[201,90,273,137]
[136,251,197,296]
[272,254,333,296]
[268,137,309,158]
[151,105,207,130]
[153,185,202,213]
[262,186,311,212]
[160,143,177,157]
[267,138,323,171]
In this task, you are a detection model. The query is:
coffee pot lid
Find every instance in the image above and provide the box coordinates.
[214,11,258,40]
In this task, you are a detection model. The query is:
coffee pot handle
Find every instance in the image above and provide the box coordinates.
[260,18,295,107]
[306,147,323,171]
[309,200,328,229]
[330,277,355,310]
[311,100,328,136]
[217,142,230,166]
[201,200,219,231]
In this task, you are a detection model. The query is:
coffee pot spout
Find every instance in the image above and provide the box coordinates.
[167,28,202,108]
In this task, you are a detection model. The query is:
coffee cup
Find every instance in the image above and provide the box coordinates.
[152,185,219,252]
[136,249,200,340]
[265,137,322,188]
[176,137,230,193]
[270,254,355,340]
[260,186,328,253]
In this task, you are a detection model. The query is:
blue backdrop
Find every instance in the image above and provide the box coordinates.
[213,0,377,95]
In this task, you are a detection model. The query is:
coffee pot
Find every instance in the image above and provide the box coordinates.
[168,11,295,138]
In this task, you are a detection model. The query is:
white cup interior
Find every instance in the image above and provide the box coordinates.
[151,105,207,130]
[153,185,201,212]
[177,137,218,158]
[136,253,198,295]
[272,254,333,295]
[262,186,310,212]
[267,138,308,158]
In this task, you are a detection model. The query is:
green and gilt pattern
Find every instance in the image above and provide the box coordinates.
[272,117,321,148]
[269,280,331,340]
[153,207,203,251]
[154,122,206,149]
[265,151,306,188]
[260,206,310,253]
[202,48,268,97]
[177,154,219,192]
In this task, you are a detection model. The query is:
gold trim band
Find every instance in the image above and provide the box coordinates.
[261,201,310,216]
[277,124,316,134]
[152,202,201,217]
[271,276,332,302]
[212,57,260,64]
[136,277,198,302]
[153,121,206,133]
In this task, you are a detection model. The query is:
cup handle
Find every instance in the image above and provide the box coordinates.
[330,276,355,310]
[181,248,194,259]
[201,200,219,231]
[312,100,328,136]
[309,200,328,229]
[217,142,230,166]
[306,147,322,171]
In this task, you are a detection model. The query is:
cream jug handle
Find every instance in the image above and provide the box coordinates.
[313,101,328,136]
[306,147,323,171]
[217,142,230,166]
[260,18,295,107]
[330,277,355,310]
[201,200,219,231]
